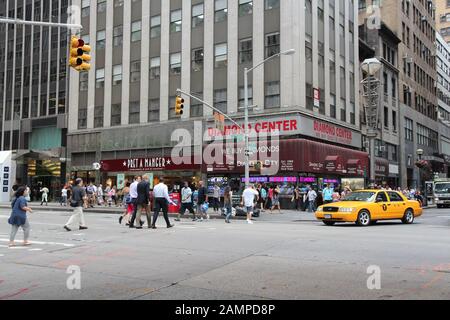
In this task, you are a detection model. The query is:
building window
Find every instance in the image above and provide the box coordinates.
[265,32,280,58]
[239,0,253,16]
[81,0,90,17]
[265,0,280,10]
[214,89,227,113]
[170,9,182,33]
[392,110,397,132]
[112,64,122,85]
[405,117,413,141]
[79,72,89,91]
[114,0,124,7]
[384,106,389,129]
[190,92,204,117]
[111,104,121,126]
[150,57,161,79]
[170,53,182,75]
[150,15,161,38]
[113,25,123,47]
[97,30,106,49]
[192,3,204,28]
[265,81,280,109]
[215,43,227,68]
[129,101,140,124]
[239,86,253,109]
[239,38,252,64]
[130,61,141,83]
[97,0,106,13]
[148,99,160,122]
[330,94,336,118]
[78,108,87,129]
[131,21,142,42]
[192,48,204,72]
[215,0,227,22]
[94,106,103,128]
[96,68,105,88]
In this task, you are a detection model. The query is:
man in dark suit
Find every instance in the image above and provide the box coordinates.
[135,175,152,229]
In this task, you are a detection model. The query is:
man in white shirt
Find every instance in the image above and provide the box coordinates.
[152,177,176,229]
[307,186,318,212]
[175,181,195,222]
[241,185,259,224]
[129,176,141,228]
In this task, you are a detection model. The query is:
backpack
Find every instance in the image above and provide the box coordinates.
[125,194,132,204]
[261,188,267,199]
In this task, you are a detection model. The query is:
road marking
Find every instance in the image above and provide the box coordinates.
[28,248,43,251]
[0,239,75,247]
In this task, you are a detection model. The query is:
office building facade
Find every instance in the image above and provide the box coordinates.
[68,0,363,191]
[0,0,70,200]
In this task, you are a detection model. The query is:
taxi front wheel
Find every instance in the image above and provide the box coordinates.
[402,209,414,224]
[356,210,371,227]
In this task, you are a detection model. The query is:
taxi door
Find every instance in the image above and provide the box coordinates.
[374,191,390,220]
[386,191,407,219]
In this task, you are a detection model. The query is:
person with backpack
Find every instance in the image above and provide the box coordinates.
[259,184,267,212]
[8,187,33,247]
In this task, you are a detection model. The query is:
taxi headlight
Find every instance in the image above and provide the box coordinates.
[338,207,355,213]
[316,206,324,212]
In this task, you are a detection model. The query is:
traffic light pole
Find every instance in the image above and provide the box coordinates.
[0,17,82,30]
[176,89,240,128]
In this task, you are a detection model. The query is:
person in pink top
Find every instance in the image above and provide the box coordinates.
[267,187,274,212]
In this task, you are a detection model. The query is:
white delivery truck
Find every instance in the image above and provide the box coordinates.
[434,179,450,208]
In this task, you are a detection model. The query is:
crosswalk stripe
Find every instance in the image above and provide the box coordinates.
[0,239,75,247]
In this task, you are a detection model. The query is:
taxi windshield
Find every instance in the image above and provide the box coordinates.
[341,191,376,202]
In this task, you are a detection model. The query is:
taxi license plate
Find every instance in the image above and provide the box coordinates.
[324,214,332,219]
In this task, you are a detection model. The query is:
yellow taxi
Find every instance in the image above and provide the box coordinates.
[315,190,423,226]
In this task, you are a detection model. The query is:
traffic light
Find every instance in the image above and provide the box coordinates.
[69,36,91,71]
[175,96,184,116]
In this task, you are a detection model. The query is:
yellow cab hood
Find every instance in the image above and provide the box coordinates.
[323,201,367,208]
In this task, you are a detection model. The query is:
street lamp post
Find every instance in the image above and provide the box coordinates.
[243,49,295,187]
[361,58,382,187]
[417,149,424,191]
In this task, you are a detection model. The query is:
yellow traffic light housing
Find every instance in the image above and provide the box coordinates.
[175,96,184,116]
[69,36,91,72]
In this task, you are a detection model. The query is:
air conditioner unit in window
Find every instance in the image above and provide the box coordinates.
[378,146,386,152]
[403,56,413,64]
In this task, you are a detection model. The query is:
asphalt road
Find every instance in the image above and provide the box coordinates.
[0,207,449,300]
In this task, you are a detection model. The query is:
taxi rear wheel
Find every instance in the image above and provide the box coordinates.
[402,209,414,224]
[323,221,336,226]
[356,210,371,227]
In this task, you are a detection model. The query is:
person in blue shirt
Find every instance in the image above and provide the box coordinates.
[322,184,334,204]
[8,186,33,247]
